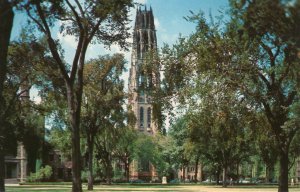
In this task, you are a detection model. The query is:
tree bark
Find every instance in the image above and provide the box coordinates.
[67,86,82,192]
[216,169,220,185]
[278,149,289,192]
[199,163,203,182]
[266,165,269,183]
[222,166,227,187]
[70,111,82,192]
[87,138,94,190]
[182,166,186,183]
[0,0,13,93]
[236,162,239,184]
[125,156,130,182]
[0,152,5,192]
[0,1,14,191]
[194,156,199,182]
[106,156,112,185]
[265,164,274,183]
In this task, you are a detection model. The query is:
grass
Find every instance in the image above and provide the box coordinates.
[5,183,300,192]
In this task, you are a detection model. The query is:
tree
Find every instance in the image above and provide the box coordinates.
[168,116,191,182]
[161,1,300,191]
[0,1,14,191]
[227,1,300,191]
[21,1,133,191]
[162,35,253,187]
[156,132,178,181]
[82,53,126,190]
[132,132,167,180]
[115,127,137,182]
[94,116,125,184]
[187,89,254,187]
[253,113,278,183]
[8,35,50,175]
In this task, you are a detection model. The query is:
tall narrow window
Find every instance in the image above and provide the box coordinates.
[147,107,151,128]
[140,107,144,127]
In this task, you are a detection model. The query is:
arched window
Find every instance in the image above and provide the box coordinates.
[140,107,144,127]
[147,107,151,128]
[139,72,145,87]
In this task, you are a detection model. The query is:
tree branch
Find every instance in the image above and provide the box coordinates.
[278,61,291,85]
[260,41,275,84]
[34,2,69,83]
[26,9,46,33]
[65,0,85,83]
[88,19,103,43]
[284,90,297,107]
[257,70,271,90]
[74,0,85,18]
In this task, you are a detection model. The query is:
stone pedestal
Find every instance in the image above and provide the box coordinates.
[162,176,167,184]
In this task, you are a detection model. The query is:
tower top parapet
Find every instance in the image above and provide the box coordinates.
[134,6,155,30]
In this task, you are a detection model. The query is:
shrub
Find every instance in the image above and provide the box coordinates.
[27,165,53,182]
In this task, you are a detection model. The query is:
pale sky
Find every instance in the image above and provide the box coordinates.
[11,0,229,94]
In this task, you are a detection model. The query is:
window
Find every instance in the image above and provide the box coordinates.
[147,107,151,128]
[138,73,145,87]
[140,107,144,127]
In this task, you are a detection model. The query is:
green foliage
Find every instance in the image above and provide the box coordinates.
[27,165,53,182]
[48,127,71,158]
[168,116,190,170]
[115,127,137,162]
[81,53,128,185]
[133,133,168,178]
[160,1,300,189]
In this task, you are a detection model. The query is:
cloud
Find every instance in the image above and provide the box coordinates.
[134,0,147,4]
[159,33,179,46]
[154,18,160,29]
[56,31,78,64]
[30,87,42,104]
[56,20,78,49]
[57,33,77,48]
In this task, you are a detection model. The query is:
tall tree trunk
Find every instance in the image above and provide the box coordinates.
[67,87,82,192]
[87,138,94,190]
[0,152,5,192]
[265,164,273,183]
[0,1,14,192]
[222,166,227,187]
[278,149,289,192]
[0,0,13,92]
[199,163,203,182]
[125,156,129,182]
[71,113,82,192]
[216,169,220,185]
[182,166,186,183]
[106,156,112,185]
[194,156,199,182]
[236,162,239,184]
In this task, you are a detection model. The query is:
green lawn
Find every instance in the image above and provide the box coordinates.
[5,183,300,192]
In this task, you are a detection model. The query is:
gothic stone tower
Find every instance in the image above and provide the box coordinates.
[128,6,159,134]
[128,6,159,181]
